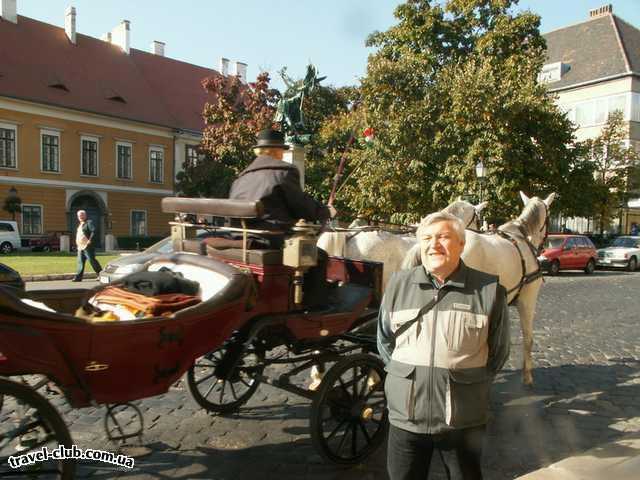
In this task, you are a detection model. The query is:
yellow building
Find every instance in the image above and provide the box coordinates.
[0,3,246,247]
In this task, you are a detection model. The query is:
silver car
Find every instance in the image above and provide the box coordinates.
[99,237,174,284]
[596,236,640,271]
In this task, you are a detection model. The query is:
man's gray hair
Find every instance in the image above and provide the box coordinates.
[416,211,466,243]
[77,209,87,216]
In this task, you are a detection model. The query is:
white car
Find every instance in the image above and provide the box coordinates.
[596,236,640,271]
[0,220,21,254]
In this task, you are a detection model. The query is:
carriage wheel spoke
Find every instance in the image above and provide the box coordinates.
[350,422,358,457]
[338,377,352,401]
[229,381,238,400]
[336,422,351,456]
[357,420,372,444]
[358,368,371,397]
[218,381,227,403]
[195,370,218,386]
[325,419,349,442]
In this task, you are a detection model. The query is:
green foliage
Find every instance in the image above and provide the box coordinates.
[580,111,640,232]
[318,0,587,222]
[176,72,278,197]
[3,193,21,220]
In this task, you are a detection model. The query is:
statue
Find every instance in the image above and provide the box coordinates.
[274,64,326,144]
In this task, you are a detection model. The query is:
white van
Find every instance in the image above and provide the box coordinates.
[0,220,21,253]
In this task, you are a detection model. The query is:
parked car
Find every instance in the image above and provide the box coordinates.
[0,263,25,290]
[0,220,21,254]
[100,231,211,284]
[596,236,640,271]
[30,232,62,252]
[538,234,598,275]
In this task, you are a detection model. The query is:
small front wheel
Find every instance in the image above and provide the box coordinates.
[187,345,264,414]
[310,353,388,464]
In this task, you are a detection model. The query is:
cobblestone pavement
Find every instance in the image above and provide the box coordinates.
[11,271,640,479]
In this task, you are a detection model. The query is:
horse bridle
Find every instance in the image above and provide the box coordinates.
[496,200,549,304]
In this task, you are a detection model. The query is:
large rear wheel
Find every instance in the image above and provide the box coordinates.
[187,344,264,413]
[310,354,387,464]
[0,378,75,479]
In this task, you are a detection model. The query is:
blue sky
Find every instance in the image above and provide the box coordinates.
[17,0,640,91]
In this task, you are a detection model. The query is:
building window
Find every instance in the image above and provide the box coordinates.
[117,142,132,179]
[632,93,640,123]
[149,148,164,183]
[563,94,632,128]
[0,124,17,169]
[22,205,43,235]
[81,137,98,176]
[185,144,199,167]
[131,210,147,236]
[41,131,60,172]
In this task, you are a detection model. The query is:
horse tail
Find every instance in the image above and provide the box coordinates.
[401,243,421,269]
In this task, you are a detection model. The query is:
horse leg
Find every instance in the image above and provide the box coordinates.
[516,281,542,386]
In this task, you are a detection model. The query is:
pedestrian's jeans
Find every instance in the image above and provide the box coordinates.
[387,423,485,480]
[75,247,102,280]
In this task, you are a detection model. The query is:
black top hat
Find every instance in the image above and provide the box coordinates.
[252,129,290,150]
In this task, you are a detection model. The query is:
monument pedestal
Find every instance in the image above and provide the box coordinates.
[283,143,306,188]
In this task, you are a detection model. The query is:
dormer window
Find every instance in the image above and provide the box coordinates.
[538,62,571,84]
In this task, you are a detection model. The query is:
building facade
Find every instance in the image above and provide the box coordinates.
[542,4,640,233]
[0,2,246,247]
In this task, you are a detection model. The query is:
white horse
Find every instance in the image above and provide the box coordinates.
[403,192,555,386]
[318,200,486,289]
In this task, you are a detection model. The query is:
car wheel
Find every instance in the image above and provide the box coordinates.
[627,257,637,272]
[584,259,595,274]
[42,244,51,252]
[548,260,560,275]
[0,242,13,254]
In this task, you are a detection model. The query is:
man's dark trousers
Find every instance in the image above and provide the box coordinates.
[75,247,102,281]
[387,424,485,480]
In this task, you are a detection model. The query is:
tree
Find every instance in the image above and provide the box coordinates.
[2,188,21,221]
[318,0,588,223]
[581,111,640,233]
[175,72,278,197]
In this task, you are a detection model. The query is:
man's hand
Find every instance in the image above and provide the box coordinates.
[328,205,338,219]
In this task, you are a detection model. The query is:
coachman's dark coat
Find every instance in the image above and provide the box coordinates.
[229,155,330,229]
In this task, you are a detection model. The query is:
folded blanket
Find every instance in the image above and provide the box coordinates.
[92,286,200,316]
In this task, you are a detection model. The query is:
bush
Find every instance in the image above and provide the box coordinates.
[116,236,165,251]
[587,234,619,249]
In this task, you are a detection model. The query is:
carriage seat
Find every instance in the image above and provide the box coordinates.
[161,197,264,219]
[206,245,283,266]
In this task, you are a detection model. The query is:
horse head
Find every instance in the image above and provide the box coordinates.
[443,199,487,231]
[516,192,556,249]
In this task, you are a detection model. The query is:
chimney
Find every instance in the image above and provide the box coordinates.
[219,57,229,76]
[233,61,247,83]
[152,40,165,56]
[101,32,112,42]
[1,0,17,23]
[110,20,130,54]
[65,6,76,44]
[589,4,613,18]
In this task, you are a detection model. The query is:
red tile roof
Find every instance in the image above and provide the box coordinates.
[0,15,218,132]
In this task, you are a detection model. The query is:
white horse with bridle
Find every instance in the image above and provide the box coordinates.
[317,200,487,289]
[402,192,555,385]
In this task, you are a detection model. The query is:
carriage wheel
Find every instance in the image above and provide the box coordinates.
[0,378,75,479]
[187,345,264,413]
[310,353,387,464]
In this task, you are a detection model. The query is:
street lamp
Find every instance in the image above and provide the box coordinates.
[475,160,487,203]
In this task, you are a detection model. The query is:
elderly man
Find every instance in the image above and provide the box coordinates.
[377,212,510,480]
[72,210,102,282]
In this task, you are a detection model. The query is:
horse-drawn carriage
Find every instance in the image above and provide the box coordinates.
[0,198,388,479]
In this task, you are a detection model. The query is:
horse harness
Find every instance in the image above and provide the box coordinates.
[489,203,548,305]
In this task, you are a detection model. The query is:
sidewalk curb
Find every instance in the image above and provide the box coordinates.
[24,273,98,282]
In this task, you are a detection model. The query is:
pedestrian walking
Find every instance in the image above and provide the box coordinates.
[73,210,102,282]
[377,211,510,480]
